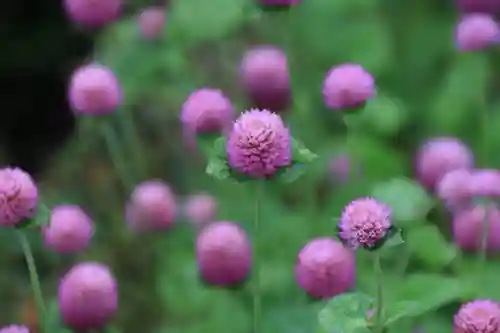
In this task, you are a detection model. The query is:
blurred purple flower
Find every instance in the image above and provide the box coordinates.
[455,14,499,51]
[0,325,29,333]
[227,109,292,178]
[58,262,118,331]
[437,169,473,212]
[456,0,500,14]
[0,167,38,227]
[469,169,500,198]
[453,205,500,253]
[329,154,360,183]
[454,299,500,333]
[64,0,122,27]
[138,7,166,40]
[183,193,217,228]
[295,237,355,299]
[196,221,252,287]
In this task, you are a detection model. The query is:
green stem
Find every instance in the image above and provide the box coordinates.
[373,253,384,333]
[120,112,146,180]
[477,207,490,272]
[16,230,47,333]
[252,183,263,333]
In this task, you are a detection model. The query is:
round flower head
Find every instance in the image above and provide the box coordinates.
[138,7,166,40]
[63,0,122,27]
[0,325,29,333]
[58,262,118,331]
[68,64,122,116]
[240,46,291,112]
[456,0,500,14]
[43,204,94,253]
[196,221,252,287]
[126,180,176,232]
[415,137,474,190]
[180,88,234,135]
[437,169,473,212]
[452,205,500,253]
[455,14,499,51]
[454,299,500,333]
[295,238,355,299]
[227,109,292,178]
[184,194,217,228]
[468,169,500,198]
[338,197,392,250]
[322,63,375,110]
[0,167,38,227]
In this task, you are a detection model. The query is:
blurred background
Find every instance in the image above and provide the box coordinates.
[1,0,500,332]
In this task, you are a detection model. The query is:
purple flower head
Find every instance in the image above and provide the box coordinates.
[126,180,176,232]
[454,299,500,333]
[64,0,122,27]
[58,262,118,331]
[138,7,166,40]
[415,137,474,191]
[456,0,500,14]
[240,46,291,112]
[338,197,392,250]
[295,238,355,299]
[68,64,122,116]
[196,221,252,287]
[455,14,499,51]
[43,204,94,254]
[227,109,292,178]
[453,205,500,253]
[183,193,217,228]
[469,169,500,198]
[0,167,38,227]
[180,88,234,134]
[322,63,375,110]
[0,325,29,333]
[437,169,473,212]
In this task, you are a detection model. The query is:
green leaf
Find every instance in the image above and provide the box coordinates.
[196,133,222,157]
[167,0,248,45]
[263,303,323,333]
[318,292,374,333]
[292,138,318,164]
[383,227,405,248]
[361,95,408,137]
[406,225,458,269]
[213,137,227,158]
[16,204,50,229]
[205,157,230,180]
[274,164,307,184]
[45,299,72,333]
[371,178,433,226]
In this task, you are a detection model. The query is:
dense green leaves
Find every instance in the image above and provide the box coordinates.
[318,292,374,333]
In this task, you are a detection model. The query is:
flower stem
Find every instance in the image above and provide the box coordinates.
[16,230,47,333]
[252,183,263,333]
[477,207,490,273]
[373,253,384,333]
[120,112,146,180]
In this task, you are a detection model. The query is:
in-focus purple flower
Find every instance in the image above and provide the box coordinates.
[226,109,292,178]
[453,205,500,253]
[456,0,500,14]
[0,167,38,227]
[415,137,474,190]
[322,63,375,110]
[295,237,355,299]
[43,205,94,253]
[455,14,499,51]
[196,221,252,287]
[138,7,166,40]
[58,262,118,331]
[0,325,29,333]
[126,180,177,232]
[240,46,291,113]
[338,197,392,250]
[437,169,473,212]
[64,0,122,27]
[180,88,234,135]
[68,64,122,116]
[183,193,217,228]
[454,299,500,333]
[469,169,500,198]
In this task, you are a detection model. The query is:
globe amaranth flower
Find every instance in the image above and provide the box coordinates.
[0,167,38,227]
[68,64,122,116]
[295,238,355,299]
[338,197,392,250]
[240,46,291,113]
[196,221,252,287]
[322,63,375,110]
[180,88,234,135]
[64,0,122,27]
[43,205,94,254]
[138,7,166,40]
[227,109,292,178]
[58,262,118,331]
[183,193,217,228]
[453,205,500,253]
[437,169,473,212]
[455,14,500,51]
[415,137,474,190]
[456,0,500,14]
[0,325,29,333]
[454,299,500,333]
[468,169,500,198]
[126,180,177,232]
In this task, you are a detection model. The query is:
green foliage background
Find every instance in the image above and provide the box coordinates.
[3,0,500,332]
